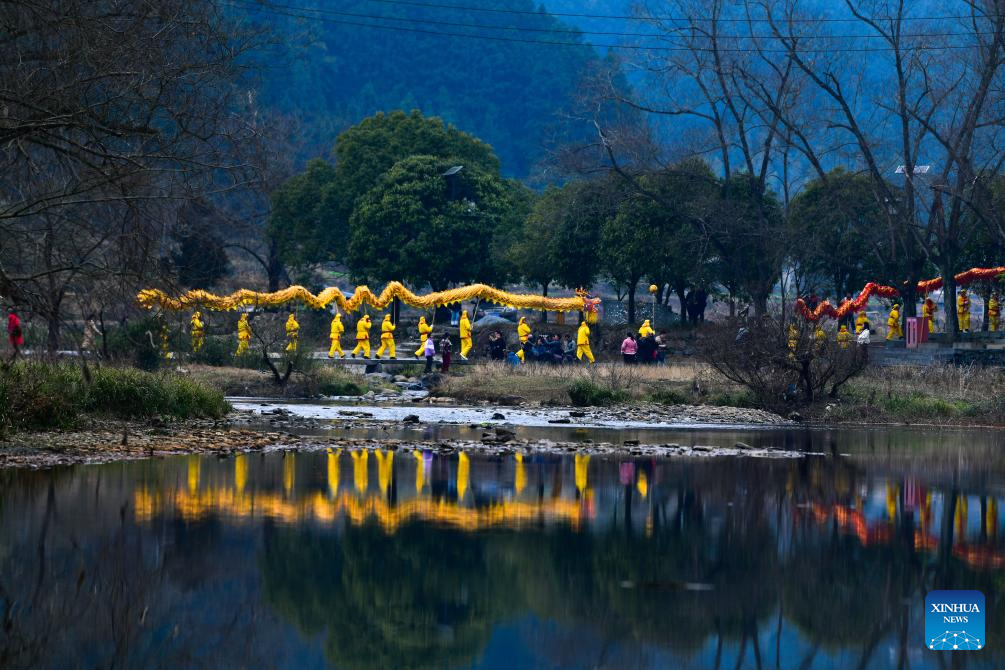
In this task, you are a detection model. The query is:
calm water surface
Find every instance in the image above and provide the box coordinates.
[1,427,1004,669]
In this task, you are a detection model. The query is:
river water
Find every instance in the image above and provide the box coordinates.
[0,419,1003,669]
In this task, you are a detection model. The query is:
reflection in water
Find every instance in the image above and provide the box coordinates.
[1,442,1005,669]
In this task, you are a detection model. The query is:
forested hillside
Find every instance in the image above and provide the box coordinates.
[240,0,598,177]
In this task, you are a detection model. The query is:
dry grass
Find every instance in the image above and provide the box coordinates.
[817,363,1005,425]
[437,360,1005,424]
[434,361,736,405]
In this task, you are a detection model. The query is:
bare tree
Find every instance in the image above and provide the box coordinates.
[0,0,272,351]
[569,0,803,315]
[757,0,1005,333]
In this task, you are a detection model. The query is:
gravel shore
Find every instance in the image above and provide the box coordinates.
[0,401,794,469]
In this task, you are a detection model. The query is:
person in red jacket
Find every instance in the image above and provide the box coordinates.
[7,307,24,360]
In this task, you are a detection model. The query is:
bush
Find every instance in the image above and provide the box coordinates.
[190,335,234,367]
[0,362,228,434]
[312,367,365,396]
[567,379,629,407]
[105,316,164,370]
[647,387,690,405]
[698,317,869,410]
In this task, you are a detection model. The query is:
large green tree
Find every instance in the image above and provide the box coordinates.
[267,111,501,273]
[787,169,890,299]
[707,175,787,315]
[346,156,509,288]
[266,159,343,271]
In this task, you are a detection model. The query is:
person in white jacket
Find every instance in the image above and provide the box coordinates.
[857,322,871,345]
[423,331,437,373]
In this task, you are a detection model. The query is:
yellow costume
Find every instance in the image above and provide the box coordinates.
[352,314,372,358]
[576,321,595,363]
[160,322,171,360]
[459,310,472,359]
[516,316,531,362]
[837,325,852,349]
[190,311,205,352]
[236,313,251,356]
[922,297,937,333]
[413,316,432,357]
[957,290,971,332]
[886,304,902,340]
[855,311,869,334]
[638,319,655,338]
[328,313,345,358]
[787,324,798,354]
[815,325,826,345]
[376,314,396,359]
[284,313,299,352]
[989,292,1000,332]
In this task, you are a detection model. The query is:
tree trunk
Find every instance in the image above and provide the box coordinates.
[267,238,285,292]
[942,271,959,342]
[46,315,60,357]
[901,281,919,318]
[626,278,639,324]
[675,287,687,323]
[540,282,549,323]
[980,284,991,331]
[752,292,768,318]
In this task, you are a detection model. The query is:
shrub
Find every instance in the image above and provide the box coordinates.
[105,316,164,370]
[190,335,234,367]
[698,317,869,410]
[567,379,629,407]
[647,387,690,405]
[313,367,365,396]
[0,362,228,434]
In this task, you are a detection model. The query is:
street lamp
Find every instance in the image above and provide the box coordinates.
[442,165,464,201]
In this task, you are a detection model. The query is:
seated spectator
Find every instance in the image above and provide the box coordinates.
[546,334,564,363]
[561,334,575,362]
[532,336,549,362]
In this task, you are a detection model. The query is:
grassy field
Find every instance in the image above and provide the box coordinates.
[433,360,1005,424]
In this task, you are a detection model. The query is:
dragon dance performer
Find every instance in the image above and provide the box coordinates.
[516,316,531,362]
[352,314,372,358]
[989,292,1000,332]
[284,313,300,352]
[459,309,473,359]
[190,311,205,352]
[837,325,852,349]
[787,323,799,355]
[236,313,252,356]
[922,295,938,333]
[855,310,869,334]
[413,316,432,357]
[886,304,903,340]
[376,314,396,359]
[328,312,345,358]
[958,289,971,332]
[576,320,595,364]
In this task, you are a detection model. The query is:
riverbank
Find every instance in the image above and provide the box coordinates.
[0,412,803,470]
[432,361,1005,427]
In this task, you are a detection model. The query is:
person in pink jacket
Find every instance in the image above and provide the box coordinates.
[620,332,637,364]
